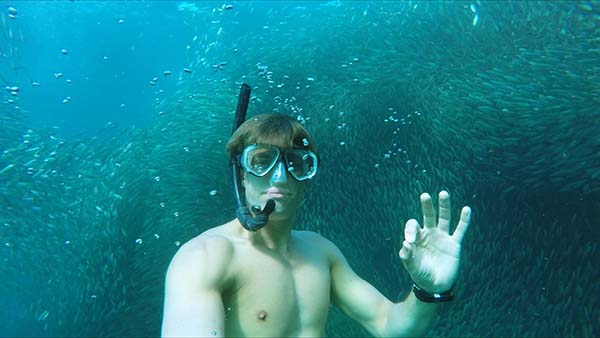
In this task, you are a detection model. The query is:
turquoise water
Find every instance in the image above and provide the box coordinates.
[0,1,598,337]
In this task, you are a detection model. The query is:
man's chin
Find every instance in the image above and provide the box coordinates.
[248,197,299,216]
[269,201,300,217]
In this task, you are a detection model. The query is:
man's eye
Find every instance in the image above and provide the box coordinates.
[251,158,272,169]
[255,156,271,163]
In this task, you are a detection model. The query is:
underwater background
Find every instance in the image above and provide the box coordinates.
[0,1,598,337]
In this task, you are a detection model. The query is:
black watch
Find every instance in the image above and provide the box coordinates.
[412,283,455,303]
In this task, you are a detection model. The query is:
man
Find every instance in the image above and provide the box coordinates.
[161,114,472,337]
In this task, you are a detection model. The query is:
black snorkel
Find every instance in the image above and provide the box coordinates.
[231,84,275,231]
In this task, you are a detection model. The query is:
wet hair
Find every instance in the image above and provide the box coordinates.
[225,114,319,160]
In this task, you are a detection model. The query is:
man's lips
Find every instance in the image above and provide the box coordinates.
[265,189,290,197]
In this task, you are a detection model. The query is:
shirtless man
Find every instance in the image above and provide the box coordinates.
[161,114,472,337]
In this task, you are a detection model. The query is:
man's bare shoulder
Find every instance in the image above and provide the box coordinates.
[179,221,238,255]
[167,222,237,280]
[293,230,327,243]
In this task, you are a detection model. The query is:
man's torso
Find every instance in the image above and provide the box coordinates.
[200,222,332,337]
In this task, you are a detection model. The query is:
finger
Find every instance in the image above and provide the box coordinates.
[438,190,451,233]
[404,219,420,243]
[420,193,436,229]
[452,206,472,243]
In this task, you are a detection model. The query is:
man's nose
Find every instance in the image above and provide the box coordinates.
[269,160,288,184]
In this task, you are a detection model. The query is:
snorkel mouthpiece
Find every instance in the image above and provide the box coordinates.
[236,200,275,231]
[231,84,275,231]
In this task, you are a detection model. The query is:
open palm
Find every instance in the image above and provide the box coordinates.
[399,191,472,293]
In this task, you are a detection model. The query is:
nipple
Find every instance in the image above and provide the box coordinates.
[257,310,267,321]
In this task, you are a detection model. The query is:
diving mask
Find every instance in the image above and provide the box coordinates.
[240,143,318,182]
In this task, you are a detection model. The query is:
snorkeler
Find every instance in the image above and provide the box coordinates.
[161,84,472,337]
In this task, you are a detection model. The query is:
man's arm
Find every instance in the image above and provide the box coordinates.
[324,237,438,337]
[324,191,471,337]
[161,236,232,337]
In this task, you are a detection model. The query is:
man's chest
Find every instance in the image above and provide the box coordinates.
[222,246,331,337]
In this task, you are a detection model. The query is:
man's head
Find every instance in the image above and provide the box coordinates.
[226,114,319,221]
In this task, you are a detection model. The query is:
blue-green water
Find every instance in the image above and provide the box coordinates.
[0,1,598,337]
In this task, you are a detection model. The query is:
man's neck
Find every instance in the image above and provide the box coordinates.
[238,215,296,253]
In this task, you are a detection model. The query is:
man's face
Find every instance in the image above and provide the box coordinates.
[242,159,307,221]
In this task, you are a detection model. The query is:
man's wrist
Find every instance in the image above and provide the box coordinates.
[412,283,454,303]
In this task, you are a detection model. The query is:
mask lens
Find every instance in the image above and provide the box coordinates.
[242,145,279,177]
[285,149,318,181]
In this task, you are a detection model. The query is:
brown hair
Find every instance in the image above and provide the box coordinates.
[225,114,319,160]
